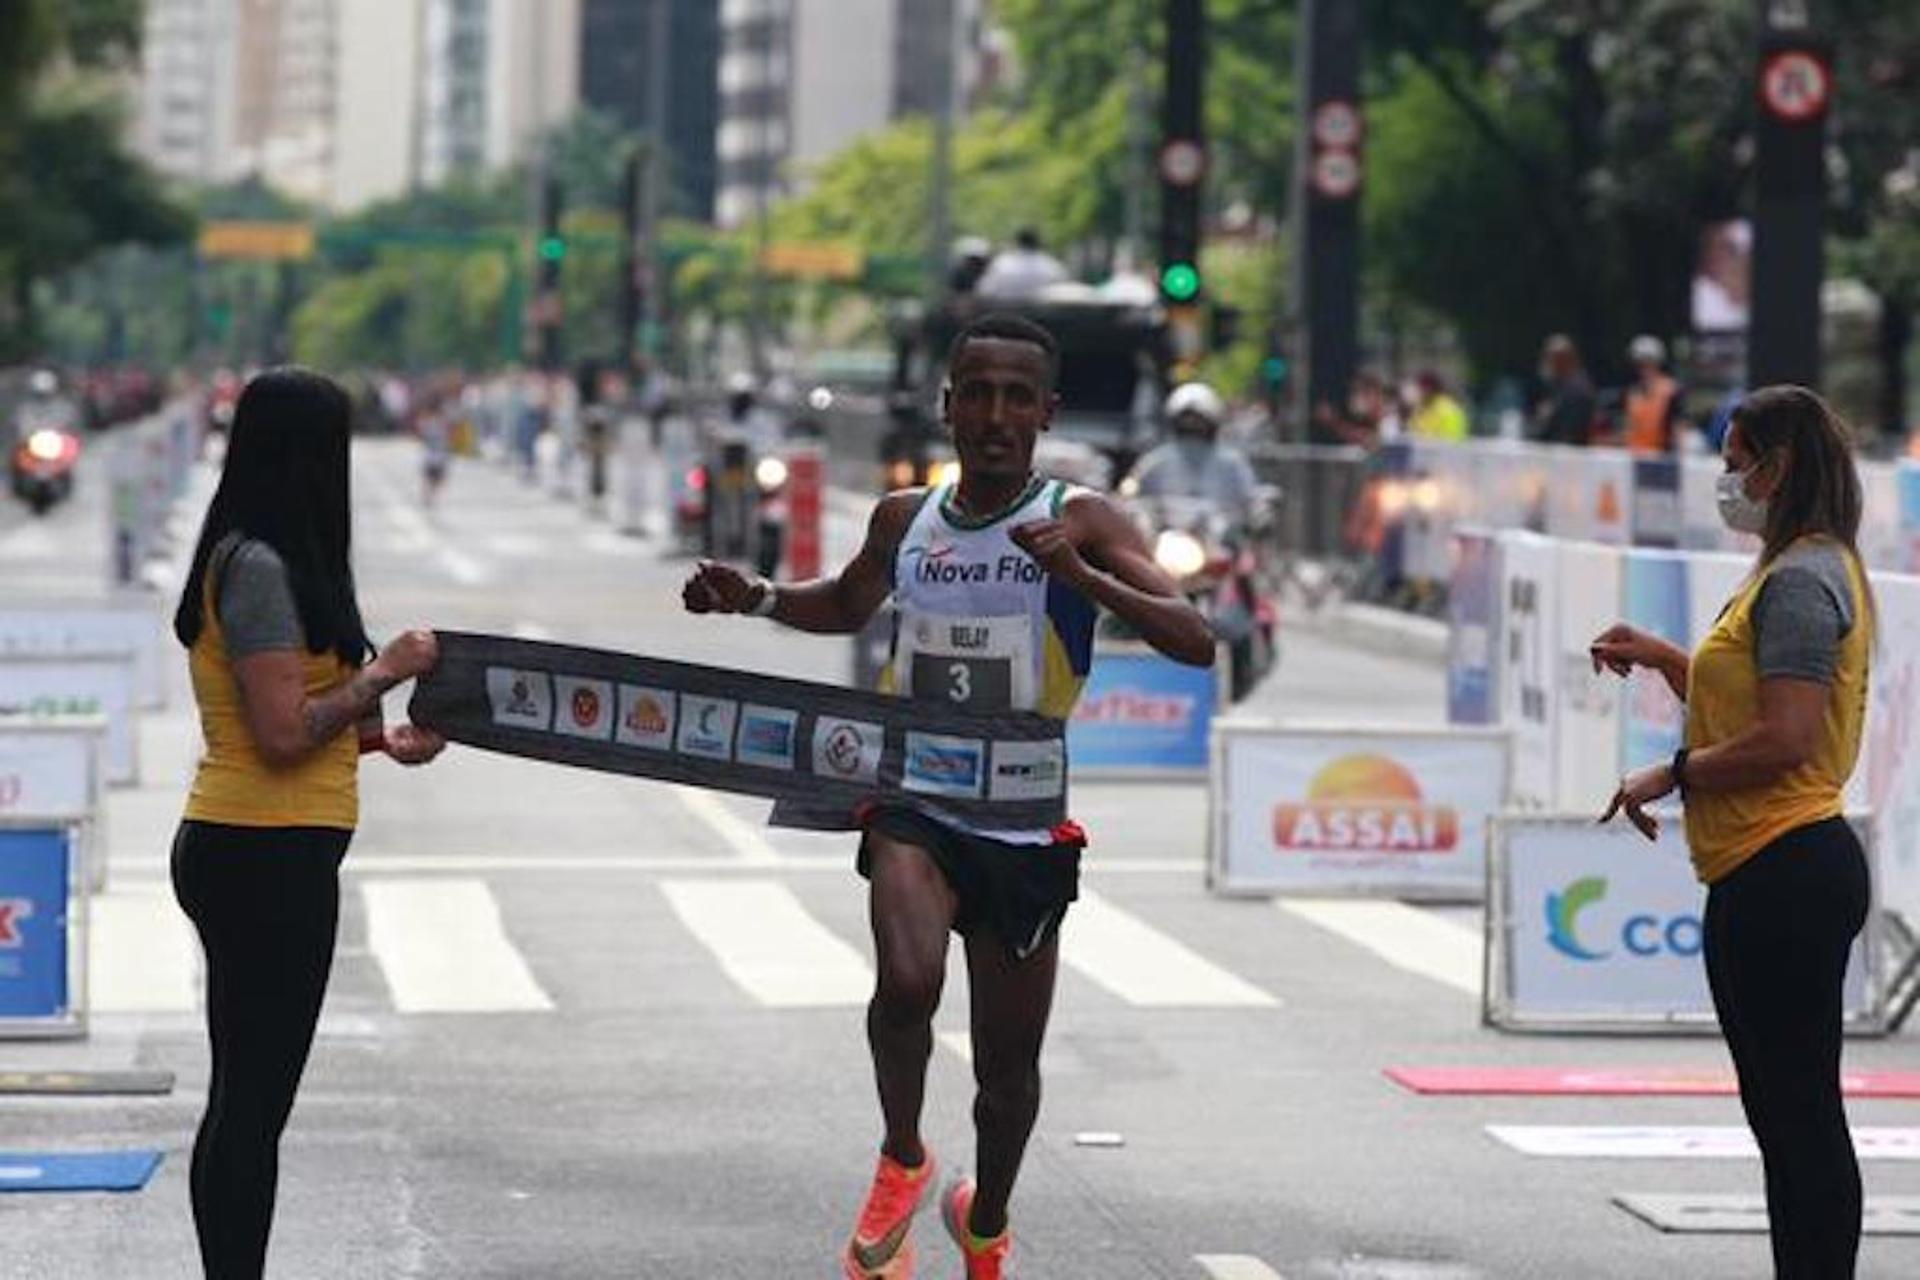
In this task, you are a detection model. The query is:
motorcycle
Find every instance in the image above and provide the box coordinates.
[1104,493,1279,701]
[9,425,81,516]
[675,432,790,578]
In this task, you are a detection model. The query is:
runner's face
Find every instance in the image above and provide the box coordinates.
[944,339,1055,481]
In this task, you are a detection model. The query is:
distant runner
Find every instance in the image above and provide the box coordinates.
[683,313,1213,1278]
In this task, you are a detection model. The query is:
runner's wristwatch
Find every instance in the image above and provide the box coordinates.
[746,579,778,618]
[1671,747,1691,799]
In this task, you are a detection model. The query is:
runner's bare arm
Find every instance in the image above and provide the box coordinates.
[681,491,919,634]
[1012,493,1215,667]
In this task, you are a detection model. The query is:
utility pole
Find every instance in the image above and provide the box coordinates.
[1159,0,1207,377]
[1290,0,1364,443]
[643,0,670,366]
[1122,44,1151,273]
[1749,0,1830,388]
[927,0,959,301]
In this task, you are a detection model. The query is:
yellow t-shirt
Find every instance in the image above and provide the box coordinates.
[1683,540,1870,884]
[1410,394,1469,442]
[183,554,360,830]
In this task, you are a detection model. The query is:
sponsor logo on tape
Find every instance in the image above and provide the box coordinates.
[676,695,738,761]
[813,716,883,785]
[485,667,553,731]
[615,685,677,749]
[0,898,31,948]
[902,731,985,799]
[553,677,615,741]
[736,704,799,770]
[989,739,1065,802]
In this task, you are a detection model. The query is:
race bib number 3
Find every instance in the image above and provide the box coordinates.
[900,616,1033,712]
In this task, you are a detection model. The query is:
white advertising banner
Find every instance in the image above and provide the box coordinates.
[1487,814,1878,1031]
[1552,541,1624,811]
[0,655,139,786]
[1211,723,1510,900]
[1499,532,1559,808]
[1548,451,1634,545]
[0,602,168,709]
[0,720,102,817]
[1866,574,1920,929]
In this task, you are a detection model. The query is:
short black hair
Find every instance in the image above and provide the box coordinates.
[947,311,1059,388]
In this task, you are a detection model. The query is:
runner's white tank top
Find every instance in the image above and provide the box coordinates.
[880,475,1097,844]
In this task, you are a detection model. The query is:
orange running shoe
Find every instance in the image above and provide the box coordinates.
[843,1150,937,1278]
[940,1175,1014,1278]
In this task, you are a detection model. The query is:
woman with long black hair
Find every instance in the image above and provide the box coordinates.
[171,367,445,1279]
[1593,385,1874,1278]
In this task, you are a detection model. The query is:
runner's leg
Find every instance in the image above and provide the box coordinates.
[963,930,1060,1238]
[866,833,960,1167]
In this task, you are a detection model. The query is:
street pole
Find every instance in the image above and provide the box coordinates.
[1123,44,1151,273]
[642,0,670,367]
[1749,0,1830,389]
[1290,0,1364,444]
[926,0,958,302]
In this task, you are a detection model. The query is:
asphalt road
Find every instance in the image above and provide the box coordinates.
[2,434,1916,1279]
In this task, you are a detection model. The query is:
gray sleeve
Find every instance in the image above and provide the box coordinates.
[216,539,307,657]
[1752,548,1855,683]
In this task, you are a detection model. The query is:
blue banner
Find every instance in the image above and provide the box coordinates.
[1069,651,1218,772]
[1621,553,1690,771]
[0,827,70,1021]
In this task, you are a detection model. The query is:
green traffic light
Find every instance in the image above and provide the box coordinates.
[1262,355,1291,386]
[1160,261,1201,302]
[538,236,568,262]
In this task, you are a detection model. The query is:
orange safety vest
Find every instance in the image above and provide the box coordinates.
[1624,374,1678,455]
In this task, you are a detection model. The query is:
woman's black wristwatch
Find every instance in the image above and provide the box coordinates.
[1671,747,1691,800]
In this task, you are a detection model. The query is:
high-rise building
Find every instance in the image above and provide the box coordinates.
[137,0,243,186]
[714,0,992,228]
[578,0,721,221]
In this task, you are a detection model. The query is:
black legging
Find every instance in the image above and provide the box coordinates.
[172,820,351,1280]
[1704,816,1870,1280]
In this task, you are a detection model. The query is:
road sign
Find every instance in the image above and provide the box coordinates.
[1158,138,1208,187]
[1310,150,1362,200]
[1311,100,1363,150]
[1760,48,1831,122]
[196,221,316,262]
[760,242,865,281]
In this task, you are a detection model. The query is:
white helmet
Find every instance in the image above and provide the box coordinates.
[1164,381,1226,426]
[1629,334,1666,365]
[724,371,756,397]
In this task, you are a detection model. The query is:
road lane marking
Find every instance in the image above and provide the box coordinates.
[662,879,872,1007]
[1276,899,1480,996]
[357,459,490,585]
[669,786,784,865]
[88,887,199,1013]
[1195,1258,1287,1280]
[361,879,554,1013]
[1063,891,1277,1007]
[1488,1124,1920,1160]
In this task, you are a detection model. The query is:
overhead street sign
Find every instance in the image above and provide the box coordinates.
[196,221,316,262]
[1311,100,1364,150]
[1158,139,1208,188]
[1760,49,1831,122]
[1310,150,1362,200]
[760,242,866,281]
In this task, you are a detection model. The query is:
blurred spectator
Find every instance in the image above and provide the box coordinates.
[976,228,1070,299]
[948,236,993,296]
[1409,370,1469,442]
[1619,335,1686,455]
[1533,334,1597,446]
[1314,370,1403,447]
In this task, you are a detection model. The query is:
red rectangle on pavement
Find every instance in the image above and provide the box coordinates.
[1385,1067,1920,1098]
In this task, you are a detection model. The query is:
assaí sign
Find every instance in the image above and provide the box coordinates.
[1272,754,1460,853]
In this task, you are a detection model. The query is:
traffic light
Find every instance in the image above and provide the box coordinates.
[537,172,564,370]
[1262,353,1291,390]
[538,235,568,263]
[1159,0,1205,307]
[1161,261,1201,304]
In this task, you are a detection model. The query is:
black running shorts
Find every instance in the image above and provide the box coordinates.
[857,806,1082,962]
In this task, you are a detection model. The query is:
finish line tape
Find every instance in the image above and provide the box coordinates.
[409,631,1069,830]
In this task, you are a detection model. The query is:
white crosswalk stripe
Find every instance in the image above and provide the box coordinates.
[87,885,199,1013]
[361,878,555,1013]
[661,878,874,1007]
[1063,890,1278,1007]
[1195,1257,1287,1280]
[1275,898,1481,995]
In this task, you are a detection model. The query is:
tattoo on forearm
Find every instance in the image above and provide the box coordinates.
[303,668,391,748]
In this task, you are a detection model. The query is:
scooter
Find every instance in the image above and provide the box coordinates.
[1104,495,1280,701]
[9,426,81,516]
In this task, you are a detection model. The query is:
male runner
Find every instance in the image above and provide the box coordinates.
[684,313,1213,1278]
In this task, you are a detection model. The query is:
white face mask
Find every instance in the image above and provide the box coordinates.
[1716,466,1769,534]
